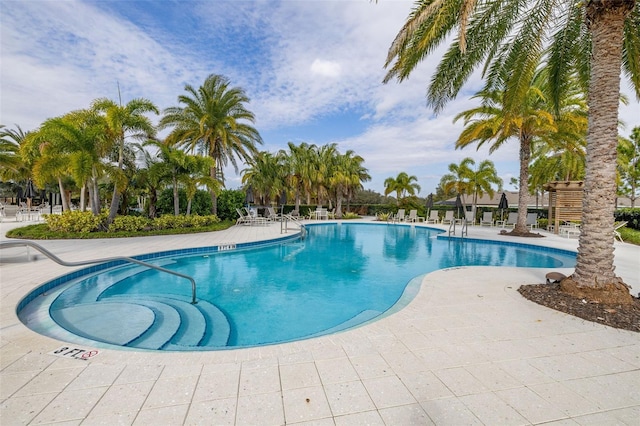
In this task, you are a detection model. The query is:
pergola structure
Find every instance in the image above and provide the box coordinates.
[543,181,584,234]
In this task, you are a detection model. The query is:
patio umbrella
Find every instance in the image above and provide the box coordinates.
[24,179,36,210]
[245,185,254,205]
[426,193,433,217]
[498,192,509,221]
[455,194,463,220]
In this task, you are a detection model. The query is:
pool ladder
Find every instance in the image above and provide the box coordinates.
[448,218,468,237]
[0,240,198,304]
[281,214,307,238]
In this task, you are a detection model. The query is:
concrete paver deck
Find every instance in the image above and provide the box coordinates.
[1,218,639,425]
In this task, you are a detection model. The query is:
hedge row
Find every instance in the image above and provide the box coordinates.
[45,211,220,233]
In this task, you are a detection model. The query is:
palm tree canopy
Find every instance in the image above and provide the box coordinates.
[384,0,640,113]
[160,74,262,182]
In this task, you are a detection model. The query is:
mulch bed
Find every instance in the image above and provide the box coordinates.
[518,283,640,332]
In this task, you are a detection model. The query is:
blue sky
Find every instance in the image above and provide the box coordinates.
[2,0,639,195]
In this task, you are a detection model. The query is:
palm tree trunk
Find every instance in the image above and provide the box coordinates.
[569,0,634,302]
[335,187,344,218]
[108,137,125,223]
[173,177,179,216]
[57,178,70,212]
[210,166,218,216]
[513,136,531,234]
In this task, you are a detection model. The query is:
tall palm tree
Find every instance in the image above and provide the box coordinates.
[241,151,287,206]
[160,74,262,215]
[92,97,158,222]
[385,0,639,300]
[440,157,474,205]
[454,72,557,234]
[467,159,502,217]
[329,150,369,218]
[384,172,421,204]
[31,111,109,214]
[280,142,313,213]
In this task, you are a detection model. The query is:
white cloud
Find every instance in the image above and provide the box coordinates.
[310,59,342,78]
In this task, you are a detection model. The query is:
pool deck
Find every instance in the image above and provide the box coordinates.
[1,218,639,425]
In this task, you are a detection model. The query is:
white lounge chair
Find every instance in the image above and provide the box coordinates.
[526,212,538,229]
[426,210,440,224]
[480,211,494,226]
[464,211,475,226]
[392,209,406,223]
[406,209,423,222]
[441,210,454,225]
[503,212,518,228]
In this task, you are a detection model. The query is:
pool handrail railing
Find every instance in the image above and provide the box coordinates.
[1,240,198,304]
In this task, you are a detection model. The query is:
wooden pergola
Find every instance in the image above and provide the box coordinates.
[543,181,584,234]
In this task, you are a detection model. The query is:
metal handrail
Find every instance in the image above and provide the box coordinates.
[281,214,306,238]
[1,240,197,304]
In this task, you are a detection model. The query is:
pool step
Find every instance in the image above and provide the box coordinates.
[101,294,231,350]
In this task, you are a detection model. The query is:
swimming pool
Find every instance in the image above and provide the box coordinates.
[18,223,577,351]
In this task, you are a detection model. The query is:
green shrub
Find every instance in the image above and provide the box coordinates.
[342,212,360,219]
[615,208,640,230]
[151,214,219,230]
[537,218,549,229]
[377,212,391,221]
[109,215,150,232]
[44,211,104,233]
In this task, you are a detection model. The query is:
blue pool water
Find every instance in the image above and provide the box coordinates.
[18,223,576,351]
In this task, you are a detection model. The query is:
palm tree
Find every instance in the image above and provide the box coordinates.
[149,140,216,216]
[160,74,262,215]
[329,150,369,218]
[32,111,109,214]
[280,142,312,214]
[92,97,158,222]
[0,125,28,182]
[241,151,287,206]
[440,157,475,206]
[384,0,639,300]
[135,144,171,218]
[467,159,502,218]
[384,172,421,204]
[454,73,557,234]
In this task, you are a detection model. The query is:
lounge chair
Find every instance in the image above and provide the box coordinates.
[503,212,518,228]
[426,210,440,224]
[559,221,580,238]
[406,209,423,222]
[392,208,406,223]
[480,211,494,227]
[526,212,538,229]
[266,206,282,221]
[464,211,475,226]
[614,221,628,242]
[236,208,252,225]
[441,210,454,225]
